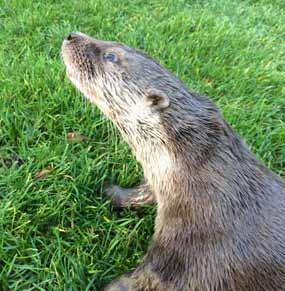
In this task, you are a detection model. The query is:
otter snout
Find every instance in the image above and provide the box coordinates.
[65,32,79,41]
[61,31,102,65]
[61,31,97,80]
[64,31,91,42]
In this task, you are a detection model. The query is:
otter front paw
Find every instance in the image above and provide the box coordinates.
[104,185,129,208]
[103,276,134,291]
[104,183,155,208]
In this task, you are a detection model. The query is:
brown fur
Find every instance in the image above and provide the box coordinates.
[62,32,285,291]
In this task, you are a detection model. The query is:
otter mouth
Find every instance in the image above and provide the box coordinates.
[65,66,78,81]
[61,38,81,80]
[62,32,103,88]
[62,32,105,107]
[62,32,90,79]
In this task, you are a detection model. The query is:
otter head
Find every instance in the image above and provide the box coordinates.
[62,32,222,167]
[62,33,184,146]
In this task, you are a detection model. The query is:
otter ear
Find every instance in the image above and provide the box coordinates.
[144,88,170,111]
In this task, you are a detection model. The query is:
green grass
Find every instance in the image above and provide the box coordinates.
[0,0,284,289]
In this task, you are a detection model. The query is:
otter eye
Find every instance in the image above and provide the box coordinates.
[103,52,118,62]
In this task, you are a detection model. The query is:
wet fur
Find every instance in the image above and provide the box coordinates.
[62,32,285,290]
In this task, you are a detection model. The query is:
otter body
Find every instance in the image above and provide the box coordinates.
[62,32,285,291]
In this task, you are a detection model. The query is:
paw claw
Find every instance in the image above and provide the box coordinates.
[104,185,125,208]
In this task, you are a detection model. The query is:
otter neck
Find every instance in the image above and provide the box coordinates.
[138,126,269,236]
[114,108,270,234]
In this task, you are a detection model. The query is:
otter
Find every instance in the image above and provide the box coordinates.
[61,32,285,291]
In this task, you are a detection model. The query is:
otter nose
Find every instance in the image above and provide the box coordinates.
[65,32,80,41]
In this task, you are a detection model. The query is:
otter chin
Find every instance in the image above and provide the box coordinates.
[62,32,285,291]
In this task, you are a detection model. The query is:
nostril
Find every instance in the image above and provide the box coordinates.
[66,33,73,41]
[65,32,78,41]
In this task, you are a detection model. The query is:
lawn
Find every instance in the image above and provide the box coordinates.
[0,0,284,289]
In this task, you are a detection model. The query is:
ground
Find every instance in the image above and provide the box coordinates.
[0,0,284,290]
